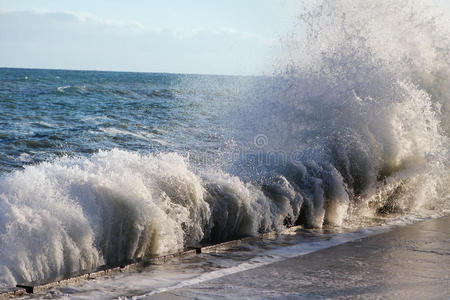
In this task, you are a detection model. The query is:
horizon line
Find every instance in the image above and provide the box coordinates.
[0,66,270,78]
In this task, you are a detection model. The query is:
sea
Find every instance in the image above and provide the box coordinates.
[0,0,449,298]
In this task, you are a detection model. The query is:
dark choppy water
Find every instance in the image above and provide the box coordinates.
[0,68,249,173]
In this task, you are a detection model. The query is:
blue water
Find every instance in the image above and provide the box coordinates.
[0,68,249,173]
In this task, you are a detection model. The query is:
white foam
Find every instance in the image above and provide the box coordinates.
[231,0,449,227]
[0,150,210,287]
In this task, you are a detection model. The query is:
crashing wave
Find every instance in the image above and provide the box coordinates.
[1,0,449,288]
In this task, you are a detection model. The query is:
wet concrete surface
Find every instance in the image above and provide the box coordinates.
[150,215,450,299]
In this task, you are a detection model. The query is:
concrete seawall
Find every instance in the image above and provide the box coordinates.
[0,226,302,298]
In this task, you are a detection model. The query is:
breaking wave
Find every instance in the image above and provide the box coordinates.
[0,0,449,288]
[0,150,296,286]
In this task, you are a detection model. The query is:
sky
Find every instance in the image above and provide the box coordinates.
[0,0,302,75]
[1,1,449,76]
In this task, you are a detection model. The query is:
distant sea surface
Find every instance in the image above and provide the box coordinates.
[0,68,245,173]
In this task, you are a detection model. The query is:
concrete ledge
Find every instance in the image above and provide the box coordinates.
[0,226,304,298]
[0,288,25,299]
[0,249,198,298]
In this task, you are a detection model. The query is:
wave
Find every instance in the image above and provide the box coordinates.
[0,150,296,286]
[0,147,446,287]
[1,0,450,288]
[55,84,179,100]
[229,0,449,223]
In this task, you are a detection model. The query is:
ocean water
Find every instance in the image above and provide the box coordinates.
[1,0,450,295]
[0,69,249,172]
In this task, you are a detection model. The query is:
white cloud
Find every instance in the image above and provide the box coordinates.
[0,9,278,75]
[0,9,275,43]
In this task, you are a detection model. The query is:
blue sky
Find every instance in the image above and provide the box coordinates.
[0,0,302,75]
